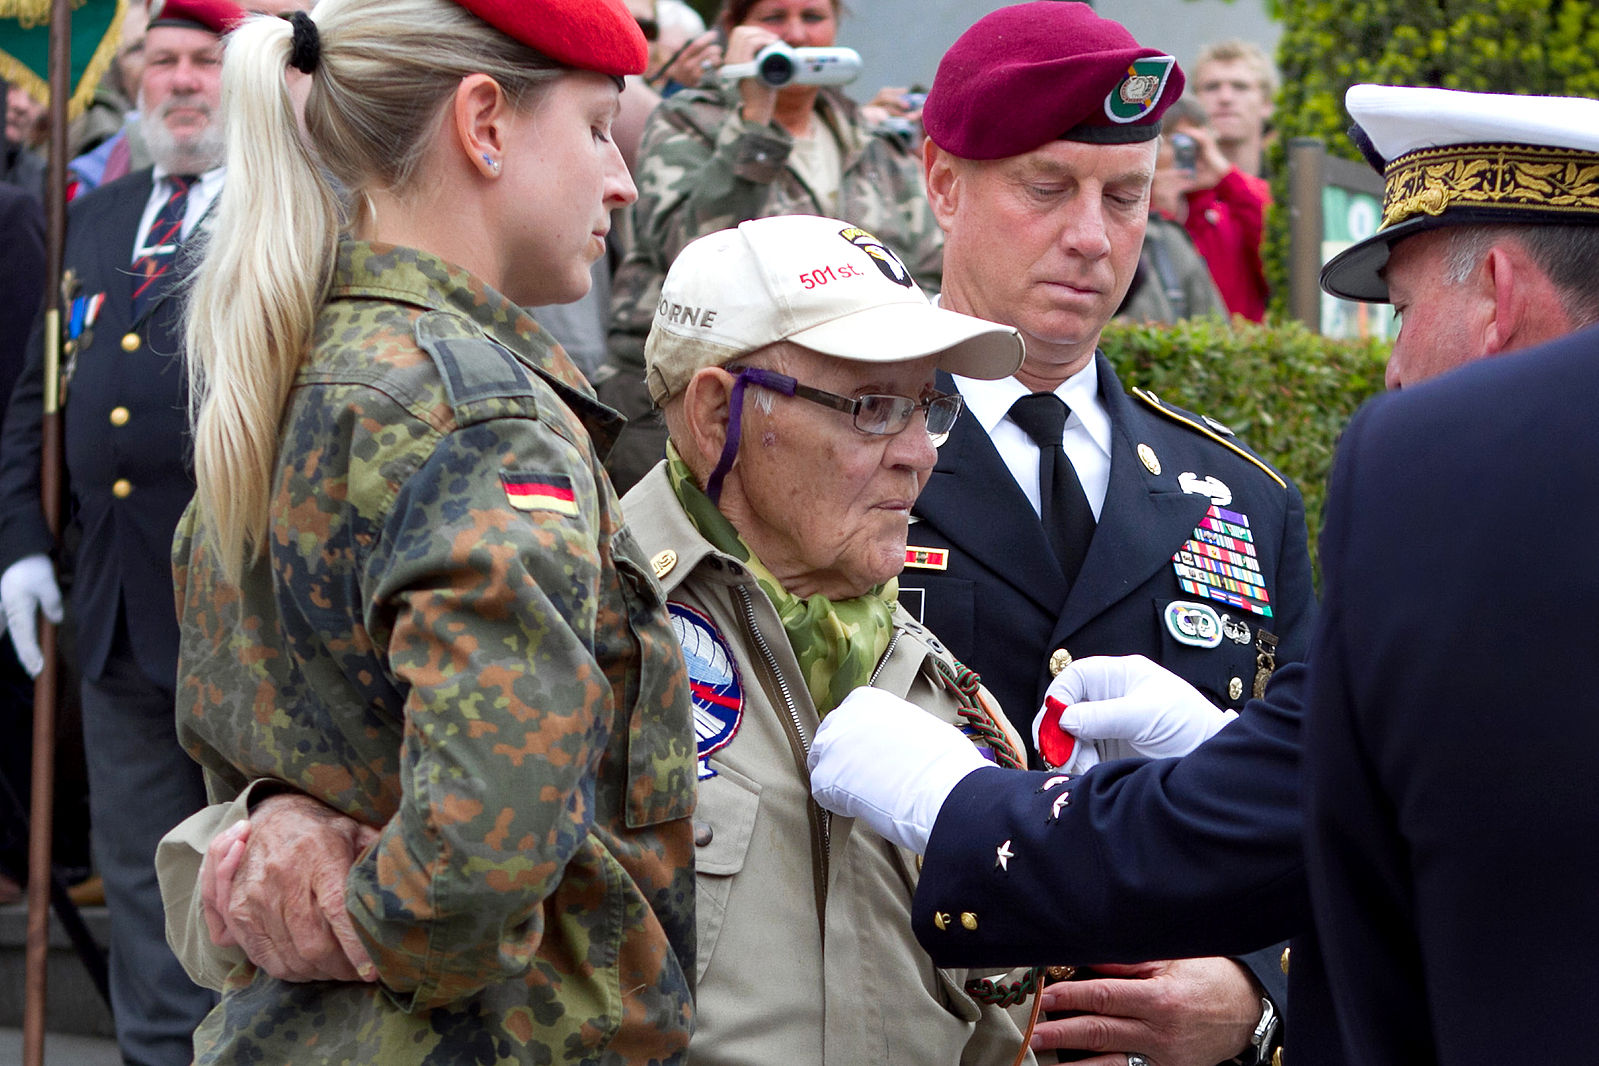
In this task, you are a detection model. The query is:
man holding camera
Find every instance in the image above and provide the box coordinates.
[892,4,1314,1063]
[1156,97,1271,321]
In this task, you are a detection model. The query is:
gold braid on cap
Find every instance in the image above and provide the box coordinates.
[1382,143,1599,230]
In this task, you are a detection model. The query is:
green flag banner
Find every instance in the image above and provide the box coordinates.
[0,0,126,122]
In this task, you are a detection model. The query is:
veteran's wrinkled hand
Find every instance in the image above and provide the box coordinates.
[202,791,380,983]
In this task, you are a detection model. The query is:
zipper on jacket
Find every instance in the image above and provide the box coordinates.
[733,582,832,936]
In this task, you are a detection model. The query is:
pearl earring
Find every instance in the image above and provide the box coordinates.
[482,152,501,174]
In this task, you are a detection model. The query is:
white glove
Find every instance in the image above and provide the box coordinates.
[1,554,64,678]
[1032,654,1236,764]
[808,686,989,854]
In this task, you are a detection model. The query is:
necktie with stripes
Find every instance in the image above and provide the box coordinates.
[131,174,197,318]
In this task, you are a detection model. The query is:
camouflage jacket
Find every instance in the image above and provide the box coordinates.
[622,466,1030,1066]
[169,241,697,1065]
[597,85,943,489]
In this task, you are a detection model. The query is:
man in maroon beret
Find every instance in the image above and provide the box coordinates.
[891,5,1316,1065]
[0,0,244,1062]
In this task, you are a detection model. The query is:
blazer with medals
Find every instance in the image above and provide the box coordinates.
[899,353,1317,746]
[896,352,1316,1025]
[0,168,200,684]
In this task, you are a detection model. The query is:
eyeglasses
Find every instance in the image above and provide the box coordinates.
[730,366,964,446]
[635,16,659,40]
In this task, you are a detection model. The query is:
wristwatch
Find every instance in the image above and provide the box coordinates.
[1240,995,1279,1065]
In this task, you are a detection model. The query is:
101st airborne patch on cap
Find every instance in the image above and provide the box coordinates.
[1105,56,1176,124]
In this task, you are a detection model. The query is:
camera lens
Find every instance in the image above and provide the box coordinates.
[757,51,795,86]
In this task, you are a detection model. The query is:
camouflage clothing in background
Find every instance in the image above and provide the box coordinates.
[169,240,697,1065]
[597,84,943,491]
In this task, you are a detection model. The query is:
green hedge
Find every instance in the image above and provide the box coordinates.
[1263,0,1599,308]
[1100,315,1389,580]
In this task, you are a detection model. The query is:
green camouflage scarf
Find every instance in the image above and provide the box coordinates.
[667,445,895,715]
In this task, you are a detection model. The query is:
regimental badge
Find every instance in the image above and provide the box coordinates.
[500,472,579,516]
[1171,504,1274,618]
[1104,56,1177,124]
[1137,443,1161,475]
[904,545,949,570]
[1164,600,1223,648]
[669,603,745,780]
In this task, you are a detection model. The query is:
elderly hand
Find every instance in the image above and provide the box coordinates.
[1032,957,1261,1066]
[0,554,63,677]
[1033,655,1236,766]
[202,791,380,983]
[808,686,989,853]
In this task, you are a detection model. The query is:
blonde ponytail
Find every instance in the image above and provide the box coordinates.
[187,13,338,584]
[186,0,567,583]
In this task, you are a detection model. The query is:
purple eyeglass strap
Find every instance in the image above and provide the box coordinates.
[704,368,796,506]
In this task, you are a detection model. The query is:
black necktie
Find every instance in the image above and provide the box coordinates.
[131,174,197,318]
[1009,393,1096,586]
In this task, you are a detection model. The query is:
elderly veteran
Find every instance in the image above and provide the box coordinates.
[811,85,1599,1066]
[161,213,1043,1065]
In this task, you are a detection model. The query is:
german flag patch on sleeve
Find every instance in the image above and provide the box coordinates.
[501,471,580,517]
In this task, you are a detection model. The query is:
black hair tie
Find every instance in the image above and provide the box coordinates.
[287,11,320,74]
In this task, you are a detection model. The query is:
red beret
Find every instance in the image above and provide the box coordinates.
[453,0,648,77]
[147,0,247,36]
[924,1,1184,161]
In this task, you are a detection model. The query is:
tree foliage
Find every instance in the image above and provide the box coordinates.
[1263,0,1599,305]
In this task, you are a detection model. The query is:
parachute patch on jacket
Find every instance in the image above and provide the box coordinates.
[669,602,745,780]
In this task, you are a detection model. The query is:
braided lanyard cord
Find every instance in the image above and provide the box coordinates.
[932,658,1028,771]
[931,658,1056,1063]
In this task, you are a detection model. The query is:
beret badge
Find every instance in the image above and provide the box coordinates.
[1105,56,1176,124]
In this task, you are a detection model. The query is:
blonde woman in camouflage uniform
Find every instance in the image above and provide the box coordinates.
[167,0,699,1062]
[598,0,943,489]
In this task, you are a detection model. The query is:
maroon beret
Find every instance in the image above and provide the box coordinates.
[147,0,246,36]
[453,0,648,76]
[924,1,1184,160]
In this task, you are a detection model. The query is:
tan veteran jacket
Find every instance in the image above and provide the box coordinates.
[623,465,1032,1066]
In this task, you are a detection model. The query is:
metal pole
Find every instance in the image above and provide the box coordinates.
[1287,136,1326,332]
[23,0,72,1058]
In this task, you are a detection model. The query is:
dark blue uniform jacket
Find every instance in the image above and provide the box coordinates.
[913,324,1599,1065]
[0,169,195,684]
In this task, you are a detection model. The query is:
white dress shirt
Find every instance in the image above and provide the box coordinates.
[951,357,1114,521]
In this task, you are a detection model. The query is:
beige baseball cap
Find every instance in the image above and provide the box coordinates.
[644,214,1024,405]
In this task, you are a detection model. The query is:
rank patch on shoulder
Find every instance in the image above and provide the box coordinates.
[501,472,578,516]
[669,603,745,780]
[904,545,949,570]
[1171,505,1273,618]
